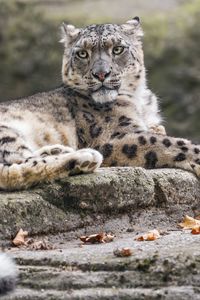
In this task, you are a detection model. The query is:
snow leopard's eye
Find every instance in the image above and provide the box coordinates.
[76,50,88,59]
[112,46,125,55]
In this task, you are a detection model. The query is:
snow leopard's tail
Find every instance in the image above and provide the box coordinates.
[0,253,17,295]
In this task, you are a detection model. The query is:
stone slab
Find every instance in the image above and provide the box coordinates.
[1,167,200,299]
[0,167,200,241]
[2,230,200,300]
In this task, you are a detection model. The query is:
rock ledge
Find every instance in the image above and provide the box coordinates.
[0,167,199,240]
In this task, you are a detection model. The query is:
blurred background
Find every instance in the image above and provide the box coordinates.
[0,0,199,142]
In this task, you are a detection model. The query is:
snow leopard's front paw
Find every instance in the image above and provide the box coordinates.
[34,144,75,157]
[67,148,103,175]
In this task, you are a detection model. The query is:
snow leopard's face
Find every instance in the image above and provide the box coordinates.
[61,18,144,103]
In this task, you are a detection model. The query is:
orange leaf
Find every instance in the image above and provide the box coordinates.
[113,247,133,257]
[179,215,200,229]
[102,233,115,243]
[12,228,28,246]
[28,239,54,250]
[136,229,160,241]
[80,232,114,244]
[191,225,200,235]
[80,233,104,244]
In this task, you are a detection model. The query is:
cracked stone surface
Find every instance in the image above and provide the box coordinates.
[0,167,200,299]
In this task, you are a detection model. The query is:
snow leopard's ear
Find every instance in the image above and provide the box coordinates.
[121,17,143,40]
[60,23,81,44]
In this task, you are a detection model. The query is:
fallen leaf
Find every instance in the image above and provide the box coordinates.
[12,230,54,250]
[28,239,54,250]
[179,215,200,229]
[191,225,200,235]
[113,247,133,257]
[135,229,160,241]
[80,232,114,244]
[12,228,28,246]
[80,233,104,244]
[102,233,115,243]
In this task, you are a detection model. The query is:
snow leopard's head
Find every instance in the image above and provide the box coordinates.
[61,18,144,103]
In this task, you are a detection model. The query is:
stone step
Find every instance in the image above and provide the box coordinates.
[1,167,200,241]
[2,286,200,300]
[1,167,200,299]
[19,265,200,290]
[3,230,200,299]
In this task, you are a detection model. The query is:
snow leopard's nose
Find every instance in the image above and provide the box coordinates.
[92,60,111,82]
[92,70,111,82]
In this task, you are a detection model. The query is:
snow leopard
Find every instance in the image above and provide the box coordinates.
[0,17,199,191]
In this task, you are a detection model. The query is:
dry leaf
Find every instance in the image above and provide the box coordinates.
[191,225,200,235]
[80,232,114,244]
[28,239,54,250]
[179,215,200,229]
[12,229,54,250]
[136,229,160,241]
[113,247,133,257]
[80,233,104,244]
[102,233,115,243]
[12,228,28,246]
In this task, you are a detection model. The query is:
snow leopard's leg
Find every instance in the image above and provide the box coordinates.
[0,253,17,296]
[0,149,102,190]
[99,132,200,177]
[0,125,33,165]
[0,126,102,190]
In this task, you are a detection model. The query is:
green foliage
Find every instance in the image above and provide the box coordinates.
[144,1,200,142]
[0,1,61,100]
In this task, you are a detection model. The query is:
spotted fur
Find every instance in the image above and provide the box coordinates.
[0,18,200,190]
